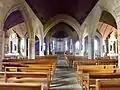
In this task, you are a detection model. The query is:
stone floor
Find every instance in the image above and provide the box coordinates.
[50,54,82,90]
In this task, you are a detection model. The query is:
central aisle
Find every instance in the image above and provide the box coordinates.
[50,54,82,90]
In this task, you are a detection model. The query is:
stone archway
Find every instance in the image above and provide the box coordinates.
[0,1,41,60]
[0,0,35,70]
[3,4,33,39]
[2,5,33,59]
[44,14,81,38]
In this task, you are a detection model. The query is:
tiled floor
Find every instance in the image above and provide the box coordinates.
[50,55,82,90]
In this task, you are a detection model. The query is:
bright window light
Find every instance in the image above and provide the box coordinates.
[75,41,79,50]
[94,39,98,51]
[65,40,68,51]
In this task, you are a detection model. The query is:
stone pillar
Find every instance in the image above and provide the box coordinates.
[101,39,105,57]
[108,39,111,54]
[79,37,83,55]
[39,39,44,56]
[67,38,70,53]
[88,36,94,59]
[70,39,73,54]
[28,38,35,59]
[72,40,76,55]
[24,38,27,57]
[118,34,120,67]
[99,38,103,57]
[115,41,118,53]
[20,38,26,57]
[46,40,50,55]
[112,42,115,53]
[15,37,19,54]
[45,36,50,55]
[39,39,41,56]
[8,37,11,53]
[18,37,21,54]
[0,30,5,71]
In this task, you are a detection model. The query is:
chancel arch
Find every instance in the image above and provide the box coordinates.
[44,22,79,55]
[44,14,81,38]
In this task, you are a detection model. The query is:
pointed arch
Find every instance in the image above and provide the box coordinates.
[3,3,33,39]
[44,14,81,37]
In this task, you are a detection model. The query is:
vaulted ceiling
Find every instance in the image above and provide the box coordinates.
[97,22,117,39]
[4,10,24,31]
[4,0,99,38]
[25,0,98,24]
[4,0,99,31]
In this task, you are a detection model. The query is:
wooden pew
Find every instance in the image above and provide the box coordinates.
[84,70,120,90]
[77,65,116,72]
[66,55,87,67]
[97,59,118,65]
[0,72,50,89]
[73,60,97,69]
[2,59,56,68]
[3,59,56,77]
[35,55,57,60]
[5,67,51,72]
[2,59,56,65]
[73,59,117,69]
[2,59,56,74]
[0,83,43,90]
[96,79,120,90]
[76,65,117,90]
[26,64,55,74]
[5,66,53,80]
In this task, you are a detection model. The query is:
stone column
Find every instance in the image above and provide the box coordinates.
[20,38,26,57]
[115,41,118,53]
[67,38,70,53]
[28,38,35,59]
[108,39,111,54]
[99,38,103,57]
[46,40,50,55]
[79,37,82,55]
[118,34,120,67]
[88,36,94,59]
[24,38,27,57]
[39,39,44,56]
[0,29,5,71]
[72,39,76,55]
[39,39,41,56]
[45,36,50,55]
[69,39,73,54]
[8,37,11,53]
[18,37,21,54]
[112,42,115,53]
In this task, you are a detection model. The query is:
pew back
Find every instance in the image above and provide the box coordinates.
[96,79,120,90]
[0,83,43,90]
